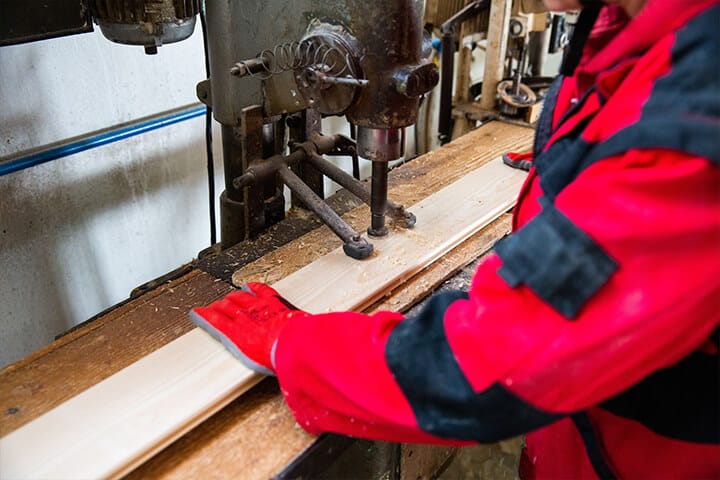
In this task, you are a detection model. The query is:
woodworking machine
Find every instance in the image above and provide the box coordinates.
[207,0,439,258]
[74,0,439,258]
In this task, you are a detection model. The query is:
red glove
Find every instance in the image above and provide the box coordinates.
[189,282,309,375]
[502,151,533,171]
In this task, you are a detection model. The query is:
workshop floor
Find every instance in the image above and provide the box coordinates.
[439,438,522,480]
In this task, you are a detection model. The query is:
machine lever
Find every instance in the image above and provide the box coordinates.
[301,68,368,89]
[233,149,305,190]
[277,167,373,260]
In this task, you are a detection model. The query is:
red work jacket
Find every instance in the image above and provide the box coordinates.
[274,0,720,477]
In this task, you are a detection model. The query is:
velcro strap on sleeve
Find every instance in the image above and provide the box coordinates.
[495,201,618,319]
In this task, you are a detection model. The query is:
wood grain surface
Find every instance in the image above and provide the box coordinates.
[0,271,233,436]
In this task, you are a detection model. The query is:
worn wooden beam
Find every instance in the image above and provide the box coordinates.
[480,0,512,110]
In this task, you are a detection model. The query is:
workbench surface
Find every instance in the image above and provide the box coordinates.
[1,121,533,479]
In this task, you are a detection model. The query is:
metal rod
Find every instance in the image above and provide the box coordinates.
[305,152,371,203]
[349,123,360,179]
[305,151,415,227]
[513,44,527,97]
[1,104,206,177]
[438,0,491,144]
[229,58,267,77]
[233,149,305,189]
[200,4,217,246]
[368,161,389,237]
[319,76,369,87]
[278,167,362,244]
[438,31,455,145]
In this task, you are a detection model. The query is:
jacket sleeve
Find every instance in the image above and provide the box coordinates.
[273,148,720,445]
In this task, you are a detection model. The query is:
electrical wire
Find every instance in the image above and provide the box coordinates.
[200,1,217,246]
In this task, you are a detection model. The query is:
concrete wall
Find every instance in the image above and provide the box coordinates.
[0,28,222,367]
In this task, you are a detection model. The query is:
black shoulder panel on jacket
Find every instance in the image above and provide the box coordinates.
[533,75,565,158]
[385,291,563,442]
[601,348,720,444]
[535,132,594,200]
[495,200,618,319]
[582,5,720,168]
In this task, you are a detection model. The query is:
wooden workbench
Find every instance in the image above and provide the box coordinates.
[0,121,533,478]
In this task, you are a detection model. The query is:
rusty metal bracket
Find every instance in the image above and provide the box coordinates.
[231,132,416,260]
[232,135,373,259]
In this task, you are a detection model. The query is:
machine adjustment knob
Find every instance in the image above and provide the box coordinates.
[393,63,439,98]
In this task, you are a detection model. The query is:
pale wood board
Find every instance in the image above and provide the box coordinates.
[125,218,514,480]
[367,213,513,313]
[0,270,233,437]
[0,330,261,480]
[0,158,526,479]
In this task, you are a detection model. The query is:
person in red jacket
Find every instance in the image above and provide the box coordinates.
[191,0,720,477]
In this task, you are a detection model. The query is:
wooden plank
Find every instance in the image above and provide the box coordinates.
[479,0,512,110]
[126,219,513,480]
[0,271,233,437]
[368,213,512,313]
[0,158,526,480]
[1,330,262,480]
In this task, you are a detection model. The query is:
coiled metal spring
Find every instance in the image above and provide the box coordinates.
[231,39,355,79]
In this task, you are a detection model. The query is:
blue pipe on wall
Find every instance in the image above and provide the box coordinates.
[0,104,207,177]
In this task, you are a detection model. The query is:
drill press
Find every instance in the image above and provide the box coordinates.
[83,0,438,258]
[202,0,438,258]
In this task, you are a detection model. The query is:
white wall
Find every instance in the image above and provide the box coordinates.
[0,28,223,367]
